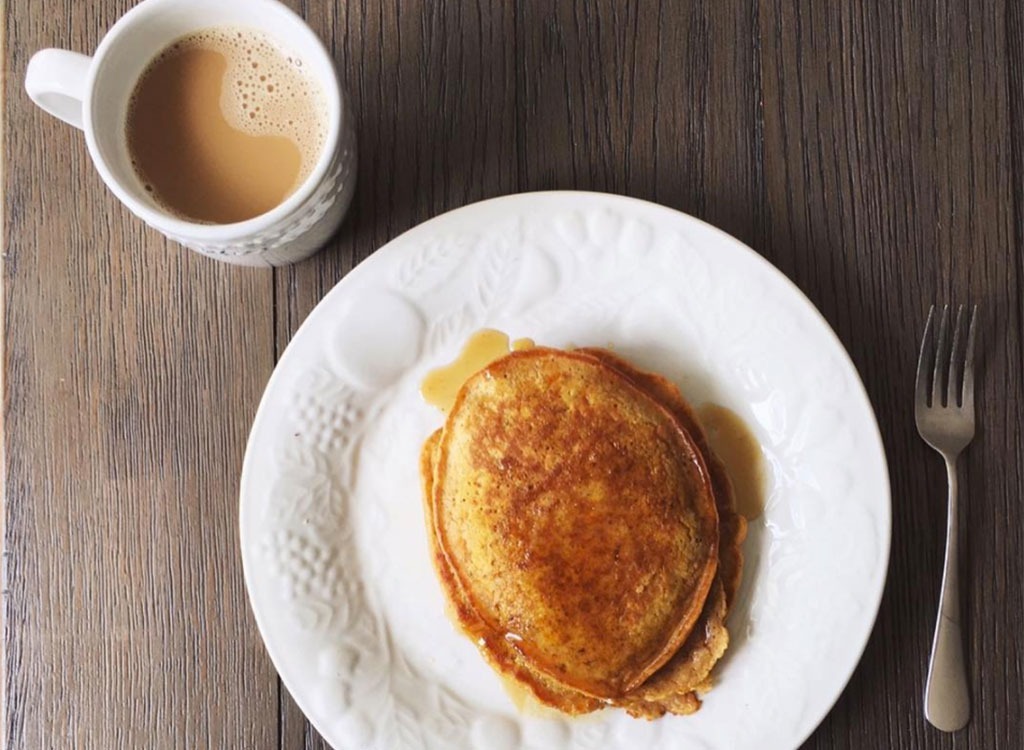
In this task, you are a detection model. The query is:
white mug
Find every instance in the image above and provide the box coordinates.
[25,0,356,267]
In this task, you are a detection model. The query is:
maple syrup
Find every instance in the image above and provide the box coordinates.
[697,403,765,520]
[421,329,534,413]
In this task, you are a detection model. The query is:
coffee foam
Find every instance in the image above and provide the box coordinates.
[155,27,327,184]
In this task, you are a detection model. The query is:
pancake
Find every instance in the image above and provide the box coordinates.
[573,349,747,717]
[421,428,604,714]
[578,349,748,607]
[419,342,749,717]
[429,348,720,699]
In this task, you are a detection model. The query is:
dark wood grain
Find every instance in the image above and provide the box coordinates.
[2,2,279,748]
[758,3,1023,748]
[5,0,1023,748]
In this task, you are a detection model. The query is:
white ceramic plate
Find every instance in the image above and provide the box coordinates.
[240,192,891,750]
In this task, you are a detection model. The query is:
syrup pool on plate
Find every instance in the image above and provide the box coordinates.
[421,329,534,413]
[697,403,766,521]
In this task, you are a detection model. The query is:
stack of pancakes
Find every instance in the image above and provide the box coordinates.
[420,347,747,718]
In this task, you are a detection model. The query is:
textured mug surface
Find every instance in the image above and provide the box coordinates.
[25,0,356,266]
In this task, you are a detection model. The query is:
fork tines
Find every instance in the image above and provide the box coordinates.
[916,305,978,410]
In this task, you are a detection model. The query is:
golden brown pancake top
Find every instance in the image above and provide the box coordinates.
[578,348,748,606]
[430,348,720,699]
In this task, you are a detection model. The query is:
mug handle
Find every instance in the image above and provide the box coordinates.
[25,49,92,130]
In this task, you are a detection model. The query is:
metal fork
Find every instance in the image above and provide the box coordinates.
[915,304,978,732]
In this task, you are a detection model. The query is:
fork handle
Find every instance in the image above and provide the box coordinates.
[924,456,970,731]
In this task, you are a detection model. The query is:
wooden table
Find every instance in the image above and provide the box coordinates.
[4,1,1023,748]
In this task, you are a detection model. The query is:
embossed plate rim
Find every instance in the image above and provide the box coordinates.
[240,190,892,750]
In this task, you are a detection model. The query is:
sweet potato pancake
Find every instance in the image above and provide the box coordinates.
[578,349,747,717]
[421,345,747,717]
